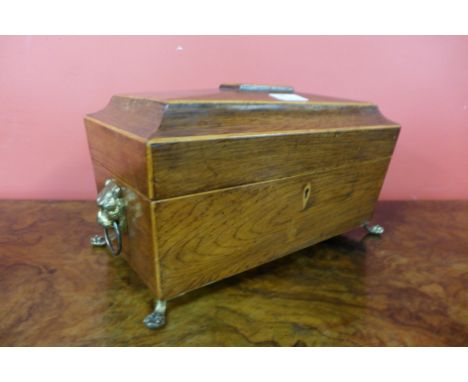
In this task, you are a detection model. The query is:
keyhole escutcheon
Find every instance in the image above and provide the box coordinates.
[302,182,312,210]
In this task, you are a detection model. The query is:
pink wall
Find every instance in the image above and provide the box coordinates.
[1,36,467,200]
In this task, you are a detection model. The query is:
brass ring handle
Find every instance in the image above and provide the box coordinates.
[104,220,122,256]
[90,179,126,256]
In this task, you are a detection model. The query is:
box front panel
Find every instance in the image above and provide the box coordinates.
[150,127,399,199]
[154,157,392,300]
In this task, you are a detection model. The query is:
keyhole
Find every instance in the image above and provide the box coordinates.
[302,183,312,210]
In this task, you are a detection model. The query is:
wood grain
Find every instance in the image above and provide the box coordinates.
[154,158,390,299]
[118,87,375,105]
[86,90,387,141]
[151,103,396,138]
[85,89,399,200]
[87,95,165,139]
[85,118,150,197]
[91,163,159,296]
[0,201,467,346]
[84,88,400,302]
[151,127,399,199]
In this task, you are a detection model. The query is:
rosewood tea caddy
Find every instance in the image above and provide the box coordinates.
[85,84,400,329]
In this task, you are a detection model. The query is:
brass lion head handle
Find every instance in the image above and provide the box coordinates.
[90,179,126,256]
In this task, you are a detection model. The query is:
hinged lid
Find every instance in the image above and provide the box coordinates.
[86,83,395,140]
[85,84,399,200]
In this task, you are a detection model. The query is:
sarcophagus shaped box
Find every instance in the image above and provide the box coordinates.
[85,84,400,328]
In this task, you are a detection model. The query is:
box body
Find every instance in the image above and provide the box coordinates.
[85,85,400,300]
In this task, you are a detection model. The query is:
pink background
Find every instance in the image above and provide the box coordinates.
[1,36,467,200]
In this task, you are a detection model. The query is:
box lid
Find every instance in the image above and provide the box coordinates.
[86,83,396,141]
[85,84,399,199]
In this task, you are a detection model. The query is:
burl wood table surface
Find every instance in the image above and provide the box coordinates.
[0,201,467,346]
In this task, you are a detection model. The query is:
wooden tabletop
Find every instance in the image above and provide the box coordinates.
[0,200,467,346]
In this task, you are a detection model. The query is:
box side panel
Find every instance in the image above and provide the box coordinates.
[91,163,160,297]
[151,127,399,199]
[154,157,392,300]
[85,118,151,198]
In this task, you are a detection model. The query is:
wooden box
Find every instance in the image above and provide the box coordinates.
[85,84,400,328]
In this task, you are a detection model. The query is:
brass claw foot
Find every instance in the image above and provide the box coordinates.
[143,300,167,329]
[90,235,106,246]
[362,222,384,235]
